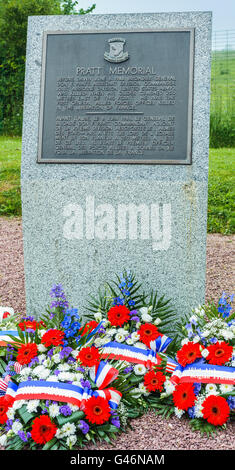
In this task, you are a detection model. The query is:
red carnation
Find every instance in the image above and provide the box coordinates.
[79,320,99,336]
[0,396,13,424]
[173,383,196,411]
[41,329,65,348]
[31,415,57,444]
[16,342,38,365]
[202,395,230,426]
[144,370,166,392]
[78,346,100,367]
[138,323,161,347]
[206,341,233,366]
[84,396,111,425]
[176,342,202,367]
[107,305,130,327]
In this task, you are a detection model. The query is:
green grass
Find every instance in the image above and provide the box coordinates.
[0,137,234,233]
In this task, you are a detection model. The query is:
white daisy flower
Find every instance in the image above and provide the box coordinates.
[205,383,218,395]
[126,338,134,345]
[220,384,234,394]
[133,364,147,375]
[37,344,47,353]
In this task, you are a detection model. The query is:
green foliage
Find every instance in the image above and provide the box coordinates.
[0,0,95,135]
[189,418,222,437]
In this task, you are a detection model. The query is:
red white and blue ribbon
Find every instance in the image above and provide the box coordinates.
[149,335,172,353]
[170,361,235,386]
[99,341,177,373]
[4,360,122,410]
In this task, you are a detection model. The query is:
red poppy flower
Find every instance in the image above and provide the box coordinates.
[144,370,166,392]
[84,396,111,425]
[79,320,99,336]
[173,383,196,411]
[16,342,38,365]
[202,395,230,426]
[176,342,202,367]
[78,346,100,367]
[138,323,161,347]
[0,396,13,424]
[41,329,65,348]
[107,305,130,327]
[206,341,233,366]
[31,415,57,444]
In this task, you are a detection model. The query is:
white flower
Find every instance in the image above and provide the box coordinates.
[49,404,60,418]
[94,312,102,322]
[12,421,23,434]
[141,313,152,323]
[19,367,31,378]
[71,349,80,359]
[117,328,127,335]
[38,368,51,380]
[66,435,77,448]
[135,342,147,350]
[61,423,76,437]
[220,384,234,394]
[174,407,185,418]
[58,363,70,371]
[0,434,7,447]
[37,344,47,353]
[6,407,15,420]
[94,337,106,347]
[205,384,218,395]
[189,315,198,324]
[133,364,147,375]
[46,375,59,382]
[139,307,148,316]
[115,333,125,343]
[221,329,234,341]
[193,335,200,343]
[201,348,209,358]
[26,400,40,413]
[59,372,75,382]
[202,330,210,338]
[164,379,176,395]
[181,338,189,346]
[154,318,162,326]
[106,328,116,337]
[12,400,26,410]
[136,322,141,329]
[126,338,134,345]
[52,353,61,364]
[138,382,150,396]
[130,388,142,398]
[38,354,46,364]
[70,404,79,412]
[55,429,64,439]
[131,332,140,342]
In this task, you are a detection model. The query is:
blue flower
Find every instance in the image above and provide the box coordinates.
[78,420,89,434]
[187,407,195,419]
[227,396,235,410]
[59,405,72,416]
[128,300,135,306]
[61,315,72,329]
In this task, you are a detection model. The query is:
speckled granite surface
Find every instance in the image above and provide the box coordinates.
[21,12,212,318]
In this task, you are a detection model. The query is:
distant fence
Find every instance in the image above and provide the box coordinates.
[210,30,235,147]
[211,29,235,113]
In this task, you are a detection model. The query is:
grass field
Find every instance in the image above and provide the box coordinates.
[0,136,234,234]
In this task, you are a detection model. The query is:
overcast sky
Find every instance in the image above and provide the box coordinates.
[80,0,235,32]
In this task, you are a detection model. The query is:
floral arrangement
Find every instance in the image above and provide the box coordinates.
[0,278,234,450]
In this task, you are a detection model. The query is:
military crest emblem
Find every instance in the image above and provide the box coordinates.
[104,38,129,63]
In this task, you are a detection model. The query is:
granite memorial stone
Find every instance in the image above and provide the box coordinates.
[21,12,212,319]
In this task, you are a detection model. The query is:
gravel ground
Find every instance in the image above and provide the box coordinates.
[0,217,234,450]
